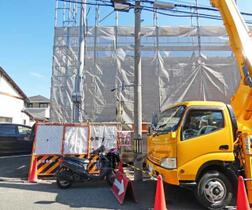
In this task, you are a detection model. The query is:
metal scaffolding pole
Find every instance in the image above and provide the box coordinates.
[154,2,161,112]
[91,4,100,120]
[134,0,143,181]
[72,0,86,122]
[114,11,123,123]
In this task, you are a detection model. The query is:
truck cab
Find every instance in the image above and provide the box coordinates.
[147,101,239,209]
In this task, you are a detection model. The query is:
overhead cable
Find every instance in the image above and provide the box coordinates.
[57,0,252,24]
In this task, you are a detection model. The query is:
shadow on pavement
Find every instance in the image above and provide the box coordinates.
[0,155,204,209]
[0,179,204,210]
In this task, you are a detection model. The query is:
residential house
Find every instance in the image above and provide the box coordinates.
[0,67,33,125]
[25,95,50,122]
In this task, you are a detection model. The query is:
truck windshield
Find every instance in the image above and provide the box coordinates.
[155,105,186,133]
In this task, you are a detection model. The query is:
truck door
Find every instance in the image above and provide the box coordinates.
[177,107,233,180]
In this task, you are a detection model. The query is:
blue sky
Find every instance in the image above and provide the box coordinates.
[0,0,251,98]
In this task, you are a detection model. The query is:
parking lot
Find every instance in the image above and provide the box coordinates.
[0,155,205,210]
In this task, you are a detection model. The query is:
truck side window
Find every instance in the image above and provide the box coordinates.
[182,110,224,140]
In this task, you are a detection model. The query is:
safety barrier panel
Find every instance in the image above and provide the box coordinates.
[29,122,120,177]
[36,155,62,176]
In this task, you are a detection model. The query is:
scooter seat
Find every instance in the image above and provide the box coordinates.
[64,157,90,165]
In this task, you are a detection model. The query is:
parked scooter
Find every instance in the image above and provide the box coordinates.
[56,145,120,189]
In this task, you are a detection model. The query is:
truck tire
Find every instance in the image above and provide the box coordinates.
[195,170,234,210]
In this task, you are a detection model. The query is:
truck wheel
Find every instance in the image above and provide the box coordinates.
[195,170,234,210]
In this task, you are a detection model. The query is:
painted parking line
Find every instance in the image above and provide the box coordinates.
[17,165,27,170]
[0,154,31,159]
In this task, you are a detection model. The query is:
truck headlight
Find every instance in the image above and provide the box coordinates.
[160,157,177,169]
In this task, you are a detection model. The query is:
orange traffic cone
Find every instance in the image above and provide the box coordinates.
[28,156,38,183]
[154,175,167,210]
[237,176,250,210]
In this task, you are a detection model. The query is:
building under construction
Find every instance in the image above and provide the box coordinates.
[50,0,240,124]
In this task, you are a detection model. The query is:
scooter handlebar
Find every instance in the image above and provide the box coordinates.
[91,145,105,155]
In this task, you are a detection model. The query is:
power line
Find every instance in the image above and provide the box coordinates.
[57,0,252,24]
[143,7,221,20]
[141,0,252,16]
[99,10,115,23]
[59,0,252,16]
[141,4,222,20]
[58,0,113,7]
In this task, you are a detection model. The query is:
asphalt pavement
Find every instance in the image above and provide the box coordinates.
[0,155,205,210]
[0,155,31,180]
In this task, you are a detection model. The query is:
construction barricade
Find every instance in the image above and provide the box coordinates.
[28,122,119,180]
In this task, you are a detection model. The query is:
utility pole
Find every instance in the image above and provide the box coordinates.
[72,0,86,122]
[134,0,143,181]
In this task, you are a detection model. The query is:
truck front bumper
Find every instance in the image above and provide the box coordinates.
[146,158,179,185]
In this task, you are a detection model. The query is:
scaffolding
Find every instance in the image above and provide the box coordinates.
[51,1,240,124]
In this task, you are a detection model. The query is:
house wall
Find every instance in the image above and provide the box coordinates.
[0,75,33,126]
[26,103,50,119]
[45,105,50,118]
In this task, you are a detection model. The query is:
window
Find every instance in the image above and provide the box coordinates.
[0,117,12,123]
[182,109,224,140]
[155,105,186,133]
[18,126,31,135]
[0,125,16,136]
[39,103,48,108]
[31,103,39,108]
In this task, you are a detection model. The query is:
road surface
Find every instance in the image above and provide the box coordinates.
[0,155,205,210]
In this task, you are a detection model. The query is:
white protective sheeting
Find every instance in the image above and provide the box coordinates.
[51,26,241,123]
[90,125,117,152]
[35,125,63,155]
[64,126,88,154]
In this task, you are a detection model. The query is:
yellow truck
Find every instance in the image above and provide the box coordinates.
[146,0,252,209]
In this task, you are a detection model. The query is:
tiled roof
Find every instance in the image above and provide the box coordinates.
[29,95,50,103]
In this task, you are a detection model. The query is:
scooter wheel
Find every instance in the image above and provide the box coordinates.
[56,168,73,189]
[57,178,73,189]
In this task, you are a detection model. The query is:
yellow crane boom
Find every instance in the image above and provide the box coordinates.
[212,0,252,203]
[211,0,252,129]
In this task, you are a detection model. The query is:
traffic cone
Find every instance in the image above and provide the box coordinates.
[118,161,124,173]
[28,156,38,183]
[237,176,250,210]
[154,175,167,210]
